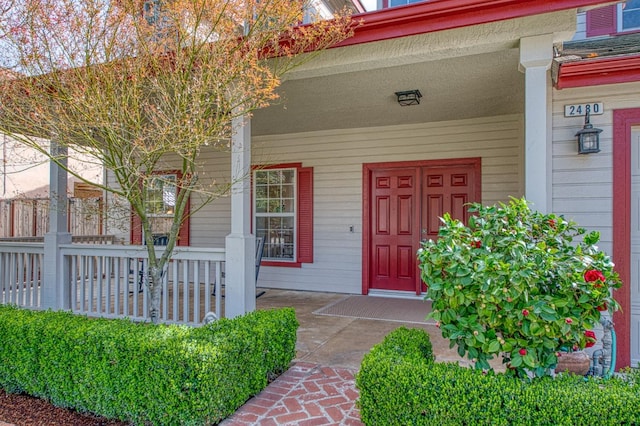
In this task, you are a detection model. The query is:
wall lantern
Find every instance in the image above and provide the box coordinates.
[395,90,422,106]
[575,111,602,154]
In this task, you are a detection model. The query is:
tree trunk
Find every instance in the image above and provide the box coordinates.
[148,264,164,323]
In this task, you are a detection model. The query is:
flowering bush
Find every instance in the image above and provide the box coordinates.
[418,198,620,378]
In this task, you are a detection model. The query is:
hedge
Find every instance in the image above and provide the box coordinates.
[356,327,640,425]
[0,305,298,425]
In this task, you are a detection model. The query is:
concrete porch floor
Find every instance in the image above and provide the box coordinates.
[255,289,472,371]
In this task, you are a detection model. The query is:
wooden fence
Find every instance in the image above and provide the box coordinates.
[0,197,103,237]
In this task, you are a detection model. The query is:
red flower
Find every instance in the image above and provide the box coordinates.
[584,270,606,287]
[597,302,608,312]
[470,240,481,249]
[585,330,597,348]
[522,309,529,316]
[565,318,573,324]
[519,348,527,356]
[548,219,556,228]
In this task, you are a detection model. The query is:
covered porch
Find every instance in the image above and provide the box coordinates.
[0,2,592,325]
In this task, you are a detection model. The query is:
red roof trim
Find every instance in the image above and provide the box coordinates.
[556,54,640,89]
[339,0,610,47]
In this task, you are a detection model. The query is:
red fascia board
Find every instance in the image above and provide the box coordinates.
[336,0,610,47]
[556,54,640,89]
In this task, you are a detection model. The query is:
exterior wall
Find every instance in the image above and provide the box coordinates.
[104,149,232,245]
[184,114,524,294]
[0,135,102,199]
[551,81,640,253]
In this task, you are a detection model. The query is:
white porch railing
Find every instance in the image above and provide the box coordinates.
[0,243,44,309]
[0,242,225,325]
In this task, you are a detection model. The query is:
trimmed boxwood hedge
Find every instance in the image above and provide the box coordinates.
[0,305,298,425]
[356,327,640,425]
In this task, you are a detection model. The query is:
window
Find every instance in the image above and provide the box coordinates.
[620,0,640,32]
[253,164,313,266]
[255,168,296,261]
[131,171,190,246]
[387,0,423,8]
[145,174,176,240]
[586,2,640,37]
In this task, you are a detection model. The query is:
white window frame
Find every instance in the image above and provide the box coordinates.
[253,168,297,262]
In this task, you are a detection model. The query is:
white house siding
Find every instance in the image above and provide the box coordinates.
[181,114,523,294]
[573,11,587,40]
[551,81,640,255]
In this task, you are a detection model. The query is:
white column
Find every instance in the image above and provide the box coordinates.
[42,139,72,310]
[519,34,554,213]
[225,115,256,318]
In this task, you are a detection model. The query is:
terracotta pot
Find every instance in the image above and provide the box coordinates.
[555,350,591,375]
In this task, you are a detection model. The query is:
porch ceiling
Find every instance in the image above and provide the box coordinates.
[252,48,524,135]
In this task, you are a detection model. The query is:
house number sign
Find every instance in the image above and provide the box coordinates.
[564,102,604,117]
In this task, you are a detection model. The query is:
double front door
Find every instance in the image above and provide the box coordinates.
[366,159,480,294]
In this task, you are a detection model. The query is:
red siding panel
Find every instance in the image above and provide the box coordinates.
[297,167,314,263]
[586,5,617,37]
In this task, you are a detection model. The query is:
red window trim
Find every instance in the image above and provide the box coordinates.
[252,163,313,268]
[130,169,190,246]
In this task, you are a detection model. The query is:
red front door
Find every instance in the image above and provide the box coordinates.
[366,159,480,294]
[370,168,420,292]
[422,166,475,241]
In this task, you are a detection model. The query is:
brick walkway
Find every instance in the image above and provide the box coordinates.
[220,362,363,426]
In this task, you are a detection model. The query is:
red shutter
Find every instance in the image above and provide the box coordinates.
[297,167,313,264]
[586,5,617,37]
[177,195,190,246]
[131,210,142,245]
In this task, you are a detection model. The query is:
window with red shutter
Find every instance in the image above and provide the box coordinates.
[130,171,190,246]
[253,163,313,266]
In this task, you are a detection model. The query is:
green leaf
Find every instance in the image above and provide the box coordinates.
[540,312,557,322]
[457,344,466,357]
[523,353,536,368]
[487,339,501,353]
[578,294,590,304]
[510,356,522,368]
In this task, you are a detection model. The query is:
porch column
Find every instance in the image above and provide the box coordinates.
[42,139,72,310]
[519,34,554,213]
[225,114,256,318]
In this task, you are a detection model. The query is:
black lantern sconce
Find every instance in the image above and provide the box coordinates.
[395,90,422,106]
[575,111,602,154]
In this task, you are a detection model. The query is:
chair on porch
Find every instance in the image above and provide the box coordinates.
[131,233,169,293]
[214,236,266,298]
[255,236,265,298]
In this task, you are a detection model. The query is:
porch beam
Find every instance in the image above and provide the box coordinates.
[519,33,553,213]
[225,115,256,318]
[42,139,72,310]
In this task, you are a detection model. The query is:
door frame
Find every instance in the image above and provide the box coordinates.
[613,108,640,369]
[362,157,481,295]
